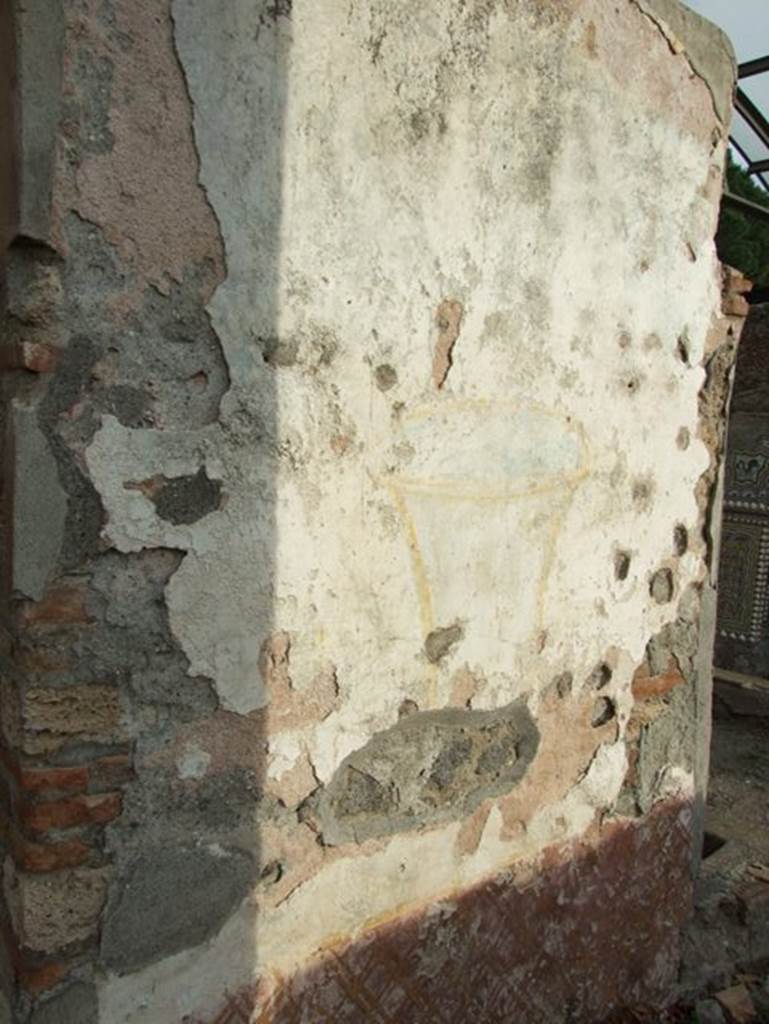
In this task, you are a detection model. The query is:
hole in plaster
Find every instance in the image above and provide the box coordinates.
[632,476,655,512]
[260,860,283,885]
[587,662,612,690]
[614,550,631,581]
[591,697,615,728]
[701,831,727,860]
[650,567,674,605]
[673,524,688,556]
[424,622,464,664]
[399,699,420,719]
[375,364,398,391]
[676,333,690,365]
[643,333,662,351]
[261,335,298,367]
[549,671,573,699]
[677,427,690,451]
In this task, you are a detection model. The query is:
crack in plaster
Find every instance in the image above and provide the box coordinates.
[169,1,230,287]
[629,0,734,130]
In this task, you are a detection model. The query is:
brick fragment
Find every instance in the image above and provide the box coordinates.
[89,752,134,791]
[0,341,59,374]
[631,663,686,701]
[10,830,92,873]
[17,958,69,996]
[722,293,750,318]
[15,647,73,674]
[18,765,88,796]
[15,584,91,627]
[723,265,753,296]
[20,792,122,834]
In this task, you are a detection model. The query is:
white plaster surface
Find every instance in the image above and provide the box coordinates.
[87,0,733,1015]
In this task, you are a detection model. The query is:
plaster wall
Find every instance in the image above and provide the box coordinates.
[0,1,743,1022]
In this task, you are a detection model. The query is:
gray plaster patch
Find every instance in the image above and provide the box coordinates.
[37,329,105,570]
[637,681,696,814]
[80,549,217,715]
[10,402,67,600]
[314,701,539,844]
[100,843,254,974]
[15,0,64,241]
[64,47,114,156]
[29,982,98,1024]
[424,623,463,664]
[114,767,262,844]
[152,466,222,525]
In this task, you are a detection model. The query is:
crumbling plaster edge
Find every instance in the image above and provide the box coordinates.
[631,0,737,130]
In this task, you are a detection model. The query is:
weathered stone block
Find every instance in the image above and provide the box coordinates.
[3,861,108,953]
[11,685,124,756]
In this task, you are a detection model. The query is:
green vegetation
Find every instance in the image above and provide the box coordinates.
[716,152,769,287]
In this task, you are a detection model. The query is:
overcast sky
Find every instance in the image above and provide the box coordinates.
[685,0,768,62]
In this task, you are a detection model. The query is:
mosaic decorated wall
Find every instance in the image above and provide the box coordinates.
[716,304,769,677]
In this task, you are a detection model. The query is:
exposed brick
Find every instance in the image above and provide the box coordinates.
[17,959,70,996]
[20,792,122,834]
[15,647,73,674]
[10,829,92,873]
[19,765,88,796]
[15,583,92,628]
[89,753,134,791]
[0,341,59,374]
[723,265,753,296]
[632,662,686,701]
[722,293,750,318]
[0,743,20,782]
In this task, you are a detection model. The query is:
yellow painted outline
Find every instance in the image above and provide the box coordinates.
[379,400,592,707]
[390,398,591,499]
